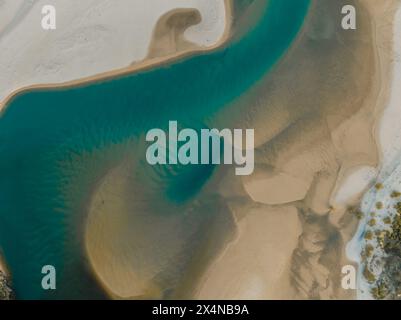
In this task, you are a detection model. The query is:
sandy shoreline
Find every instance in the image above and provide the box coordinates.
[194,205,301,299]
[1,0,400,300]
[193,0,399,300]
[346,0,401,300]
[0,0,232,114]
[331,0,399,206]
[1,0,233,299]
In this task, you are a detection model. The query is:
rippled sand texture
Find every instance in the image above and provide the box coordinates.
[83,1,259,300]
[85,0,395,299]
[83,0,310,299]
[195,0,397,299]
[147,8,203,59]
[0,0,396,300]
[0,0,227,105]
[0,0,231,296]
[347,1,401,299]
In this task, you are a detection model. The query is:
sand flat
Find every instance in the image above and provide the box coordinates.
[346,0,401,299]
[196,0,399,300]
[1,0,400,300]
[194,206,301,299]
[0,0,227,105]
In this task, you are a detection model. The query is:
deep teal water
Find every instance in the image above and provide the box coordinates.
[0,0,311,299]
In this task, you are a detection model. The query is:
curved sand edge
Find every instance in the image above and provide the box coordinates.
[0,0,233,115]
[194,0,399,300]
[345,0,401,300]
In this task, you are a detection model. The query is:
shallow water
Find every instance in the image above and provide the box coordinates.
[0,0,311,299]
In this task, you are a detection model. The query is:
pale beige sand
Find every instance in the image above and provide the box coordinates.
[85,151,237,299]
[376,1,401,167]
[0,0,227,106]
[0,1,232,114]
[1,0,398,300]
[194,0,398,300]
[147,8,203,59]
[332,0,400,207]
[195,206,301,299]
[83,0,398,300]
[85,156,164,299]
[345,1,401,299]
[0,0,234,299]
[332,166,377,205]
[82,1,234,299]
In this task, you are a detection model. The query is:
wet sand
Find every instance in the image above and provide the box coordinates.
[193,0,399,299]
[82,0,235,299]
[1,0,399,300]
[347,0,401,299]
[0,0,234,300]
[0,0,229,110]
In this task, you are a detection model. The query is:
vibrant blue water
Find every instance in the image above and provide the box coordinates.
[0,0,311,299]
